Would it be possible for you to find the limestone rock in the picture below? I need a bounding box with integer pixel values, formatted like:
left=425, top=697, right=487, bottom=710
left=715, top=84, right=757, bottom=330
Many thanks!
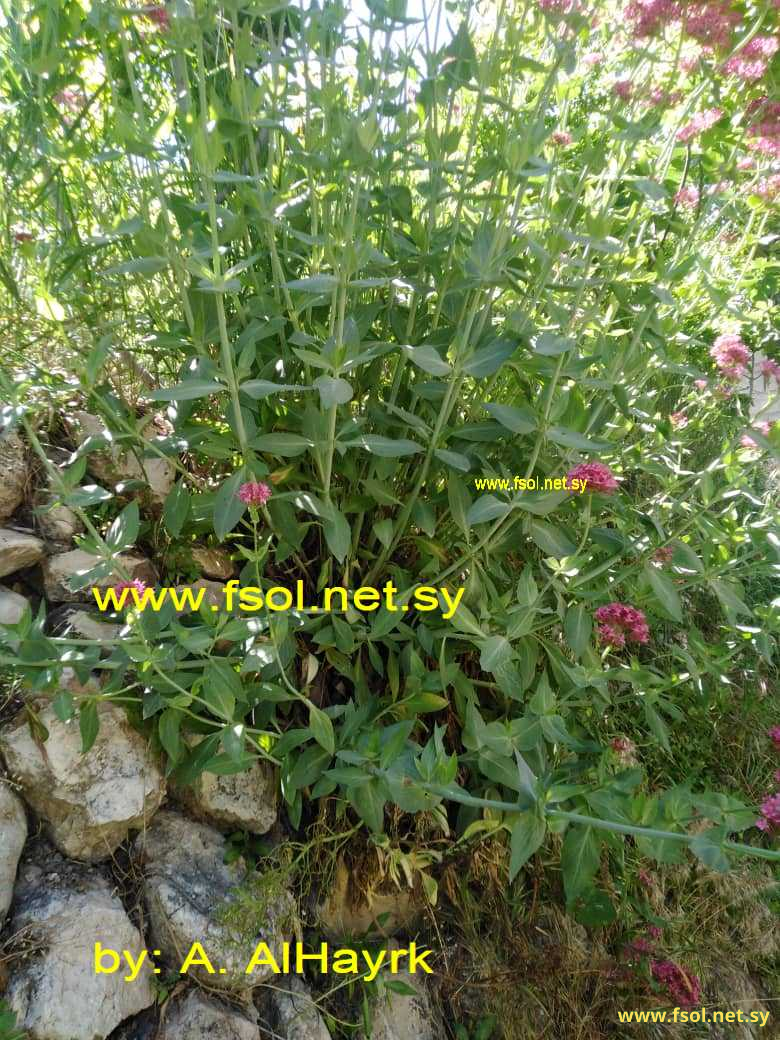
left=0, top=430, right=26, bottom=522
left=6, top=842, right=154, bottom=1040
left=359, top=960, right=438, bottom=1040
left=0, top=782, right=27, bottom=925
left=72, top=410, right=175, bottom=503
left=176, top=740, right=277, bottom=834
left=134, top=811, right=293, bottom=991
left=63, top=608, right=124, bottom=642
left=0, top=528, right=45, bottom=578
left=173, top=577, right=225, bottom=612
left=0, top=701, right=165, bottom=861
left=34, top=491, right=83, bottom=545
left=191, top=546, right=236, bottom=580
left=316, top=859, right=421, bottom=939
left=159, top=990, right=259, bottom=1040
left=268, top=975, right=331, bottom=1040
left=42, top=548, right=157, bottom=602
left=0, top=584, right=30, bottom=625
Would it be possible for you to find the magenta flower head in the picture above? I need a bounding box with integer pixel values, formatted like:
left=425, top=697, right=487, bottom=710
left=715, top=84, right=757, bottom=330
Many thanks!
left=758, top=793, right=780, bottom=828
left=594, top=603, right=650, bottom=648
left=146, top=5, right=170, bottom=29
left=760, top=359, right=780, bottom=382
left=566, top=461, right=619, bottom=495
left=238, top=481, right=272, bottom=506
left=710, top=333, right=750, bottom=380
left=551, top=130, right=572, bottom=146
left=651, top=959, right=701, bottom=1007
left=769, top=726, right=780, bottom=749
left=653, top=546, right=674, bottom=565
left=113, top=579, right=147, bottom=595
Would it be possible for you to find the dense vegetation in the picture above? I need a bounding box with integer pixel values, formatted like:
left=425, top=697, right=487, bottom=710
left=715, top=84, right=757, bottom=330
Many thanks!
left=1, top=0, right=779, bottom=1029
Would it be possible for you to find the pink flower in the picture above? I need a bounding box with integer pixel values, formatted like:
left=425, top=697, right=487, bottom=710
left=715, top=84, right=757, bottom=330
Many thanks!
left=551, top=130, right=573, bottom=146
left=646, top=924, right=663, bottom=940
left=756, top=816, right=771, bottom=831
left=238, top=481, right=272, bottom=506
left=595, top=603, right=650, bottom=648
left=538, top=0, right=578, bottom=12
left=756, top=175, right=780, bottom=199
left=614, top=80, right=634, bottom=100
left=146, top=4, right=170, bottom=28
left=674, top=185, right=700, bottom=207
left=626, top=0, right=680, bottom=38
left=653, top=546, right=674, bottom=565
left=769, top=726, right=780, bottom=748
left=638, top=868, right=653, bottom=888
left=740, top=422, right=774, bottom=449
left=710, top=333, right=750, bottom=380
left=651, top=959, right=702, bottom=1007
left=677, top=107, right=723, bottom=142
left=758, top=793, right=780, bottom=828
left=627, top=937, right=654, bottom=955
left=683, top=2, right=740, bottom=49
left=13, top=229, right=34, bottom=243
left=774, top=769, right=780, bottom=785
left=54, top=88, right=85, bottom=111
left=566, top=462, right=619, bottom=495
left=714, top=381, right=736, bottom=399
left=670, top=411, right=688, bottom=428
left=724, top=36, right=779, bottom=81
left=113, top=579, right=147, bottom=594
left=737, top=156, right=754, bottom=171
left=583, top=51, right=603, bottom=66
left=760, top=359, right=780, bottom=381
left=694, top=379, right=708, bottom=390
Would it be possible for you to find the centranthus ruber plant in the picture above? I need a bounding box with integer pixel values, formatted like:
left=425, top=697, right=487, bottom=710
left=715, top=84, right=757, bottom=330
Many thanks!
left=0, top=0, right=779, bottom=937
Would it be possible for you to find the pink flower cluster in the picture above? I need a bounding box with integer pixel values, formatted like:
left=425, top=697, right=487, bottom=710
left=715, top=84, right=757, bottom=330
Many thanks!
left=677, top=108, right=723, bottom=143
left=238, top=481, right=272, bottom=506
left=747, top=99, right=780, bottom=159
left=740, top=420, right=775, bottom=449
left=760, top=359, right=780, bottom=382
left=755, top=728, right=780, bottom=832
left=566, top=461, right=619, bottom=494
left=757, top=174, right=780, bottom=199
left=723, top=36, right=779, bottom=82
left=709, top=332, right=750, bottom=380
left=613, top=80, right=633, bottom=100
left=651, top=959, right=702, bottom=1007
left=113, top=579, right=147, bottom=594
left=538, top=0, right=579, bottom=12
left=674, top=185, right=699, bottom=207
left=625, top=0, right=679, bottom=38
left=551, top=130, right=573, bottom=146
left=594, top=603, right=650, bottom=648
left=670, top=411, right=688, bottom=428
left=683, top=2, right=740, bottom=49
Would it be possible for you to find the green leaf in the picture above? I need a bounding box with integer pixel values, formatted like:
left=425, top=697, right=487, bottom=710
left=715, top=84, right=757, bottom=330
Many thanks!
left=708, top=578, right=751, bottom=618
left=213, top=468, right=247, bottom=540
left=308, top=703, right=335, bottom=754
left=690, top=827, right=731, bottom=872
left=564, top=604, right=591, bottom=658
left=163, top=481, right=191, bottom=538
left=150, top=379, right=226, bottom=402
left=434, top=449, right=471, bottom=472
left=79, top=701, right=99, bottom=753
left=104, top=501, right=139, bottom=551
left=479, top=635, right=513, bottom=673
left=158, top=708, right=183, bottom=763
left=347, top=778, right=386, bottom=832
left=483, top=403, right=537, bottom=434
left=561, top=825, right=600, bottom=904
left=285, top=275, right=339, bottom=292
left=401, top=343, right=452, bottom=376
left=529, top=520, right=576, bottom=557
left=534, top=332, right=575, bottom=356
left=345, top=434, right=422, bottom=457
left=509, top=811, right=546, bottom=881
left=106, top=256, right=168, bottom=276
left=463, top=337, right=515, bottom=378
left=203, top=659, right=242, bottom=721
left=644, top=564, right=682, bottom=622
left=323, top=508, right=351, bottom=563
left=546, top=427, right=611, bottom=452
left=240, top=380, right=306, bottom=399
left=466, top=495, right=512, bottom=525
left=252, top=433, right=313, bottom=457
left=314, top=375, right=353, bottom=407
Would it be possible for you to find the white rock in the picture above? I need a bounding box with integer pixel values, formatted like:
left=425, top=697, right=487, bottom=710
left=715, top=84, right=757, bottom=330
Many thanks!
left=65, top=609, right=124, bottom=642
left=176, top=738, right=277, bottom=834
left=0, top=430, right=26, bottom=522
left=0, top=528, right=45, bottom=578
left=191, top=546, right=236, bottom=580
left=42, top=548, right=157, bottom=602
left=0, top=701, right=165, bottom=861
left=134, top=811, right=293, bottom=991
left=159, top=990, right=259, bottom=1040
left=34, top=491, right=83, bottom=544
left=269, top=975, right=331, bottom=1040
left=0, top=585, right=30, bottom=625
left=0, top=782, right=27, bottom=926
left=359, top=960, right=438, bottom=1040
left=6, top=843, right=154, bottom=1040
left=72, top=410, right=175, bottom=503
